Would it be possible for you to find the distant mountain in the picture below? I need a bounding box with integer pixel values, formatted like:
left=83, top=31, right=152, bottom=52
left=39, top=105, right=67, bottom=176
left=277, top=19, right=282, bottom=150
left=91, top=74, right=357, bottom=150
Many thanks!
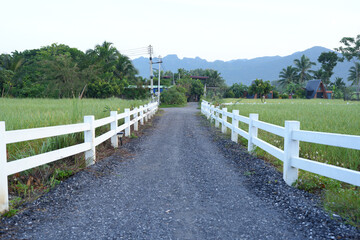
left=132, top=46, right=353, bottom=86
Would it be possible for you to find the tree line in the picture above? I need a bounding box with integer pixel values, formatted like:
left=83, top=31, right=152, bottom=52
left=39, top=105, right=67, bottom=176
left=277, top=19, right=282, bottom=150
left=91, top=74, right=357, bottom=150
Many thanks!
left=0, top=42, right=139, bottom=98
left=223, top=34, right=360, bottom=100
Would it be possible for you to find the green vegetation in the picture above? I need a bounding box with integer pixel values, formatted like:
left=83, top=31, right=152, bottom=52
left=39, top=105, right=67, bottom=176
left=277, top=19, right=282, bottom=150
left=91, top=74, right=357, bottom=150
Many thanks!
left=0, top=42, right=144, bottom=99
left=0, top=97, right=147, bottom=216
left=213, top=98, right=360, bottom=227
left=160, top=87, right=187, bottom=105
left=1, top=98, right=146, bottom=160
left=248, top=79, right=272, bottom=102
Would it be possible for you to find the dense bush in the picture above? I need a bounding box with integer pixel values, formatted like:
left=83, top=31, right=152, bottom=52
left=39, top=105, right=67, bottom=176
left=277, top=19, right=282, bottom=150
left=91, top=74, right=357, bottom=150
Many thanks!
left=122, top=87, right=150, bottom=100
left=160, top=87, right=187, bottom=105
left=272, top=90, right=279, bottom=98
left=280, top=93, right=289, bottom=99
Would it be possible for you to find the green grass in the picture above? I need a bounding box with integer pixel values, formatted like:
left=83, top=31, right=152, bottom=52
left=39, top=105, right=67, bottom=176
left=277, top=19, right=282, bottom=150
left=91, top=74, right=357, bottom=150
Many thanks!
left=0, top=97, right=147, bottom=161
left=209, top=98, right=360, bottom=227
left=0, top=97, right=148, bottom=217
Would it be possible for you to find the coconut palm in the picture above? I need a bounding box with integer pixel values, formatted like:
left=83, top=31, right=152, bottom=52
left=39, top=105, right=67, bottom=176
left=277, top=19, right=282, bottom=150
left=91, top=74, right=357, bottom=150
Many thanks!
left=348, top=62, right=360, bottom=89
left=115, top=54, right=138, bottom=81
left=278, top=66, right=299, bottom=87
left=294, top=55, right=316, bottom=84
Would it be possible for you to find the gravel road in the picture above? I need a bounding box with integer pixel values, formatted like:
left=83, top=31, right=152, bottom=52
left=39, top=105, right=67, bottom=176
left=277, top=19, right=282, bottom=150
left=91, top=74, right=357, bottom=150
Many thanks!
left=1, top=103, right=359, bottom=239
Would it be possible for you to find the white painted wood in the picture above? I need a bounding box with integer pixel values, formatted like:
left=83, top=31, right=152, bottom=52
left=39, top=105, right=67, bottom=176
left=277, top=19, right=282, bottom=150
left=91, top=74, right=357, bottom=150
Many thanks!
left=6, top=143, right=91, bottom=176
left=84, top=116, right=95, bottom=166
left=283, top=121, right=300, bottom=186
left=95, top=130, right=116, bottom=147
left=210, top=105, right=215, bottom=122
left=253, top=120, right=285, bottom=137
left=0, top=122, right=9, bottom=213
left=291, top=157, right=360, bottom=186
left=233, top=126, right=249, bottom=140
left=134, top=107, right=139, bottom=131
left=117, top=112, right=127, bottom=120
left=248, top=114, right=259, bottom=152
left=125, top=109, right=130, bottom=137
left=252, top=137, right=284, bottom=161
left=222, top=110, right=232, bottom=118
left=117, top=123, right=127, bottom=133
left=292, top=130, right=360, bottom=150
left=110, top=111, right=118, bottom=148
left=200, top=100, right=360, bottom=187
left=140, top=106, right=144, bottom=125
left=231, top=110, right=239, bottom=143
left=215, top=106, right=220, bottom=127
left=221, top=108, right=227, bottom=133
left=94, top=116, right=114, bottom=128
left=144, top=104, right=148, bottom=122
left=233, top=114, right=250, bottom=124
left=224, top=121, right=232, bottom=130
left=5, top=123, right=90, bottom=144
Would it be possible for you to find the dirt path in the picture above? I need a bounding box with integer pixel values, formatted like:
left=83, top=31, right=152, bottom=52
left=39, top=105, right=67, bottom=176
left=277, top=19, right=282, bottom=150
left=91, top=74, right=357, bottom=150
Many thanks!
left=1, top=103, right=359, bottom=239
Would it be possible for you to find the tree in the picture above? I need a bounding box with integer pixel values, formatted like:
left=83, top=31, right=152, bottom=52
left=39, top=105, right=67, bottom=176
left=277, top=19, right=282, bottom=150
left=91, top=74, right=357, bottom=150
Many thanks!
left=248, top=79, right=272, bottom=102
left=348, top=63, right=360, bottom=87
left=317, top=51, right=339, bottom=87
left=224, top=83, right=248, bottom=98
left=278, top=66, right=299, bottom=87
left=335, top=34, right=360, bottom=99
left=294, top=55, right=316, bottom=84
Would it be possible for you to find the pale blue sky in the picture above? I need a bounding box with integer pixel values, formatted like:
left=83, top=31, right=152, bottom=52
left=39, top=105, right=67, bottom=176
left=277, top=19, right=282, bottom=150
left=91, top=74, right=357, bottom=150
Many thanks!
left=1, top=0, right=359, bottom=61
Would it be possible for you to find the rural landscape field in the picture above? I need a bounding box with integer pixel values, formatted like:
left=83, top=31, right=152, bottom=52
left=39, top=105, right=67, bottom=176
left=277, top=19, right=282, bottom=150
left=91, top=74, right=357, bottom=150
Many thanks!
left=1, top=0, right=360, bottom=237
left=208, top=98, right=360, bottom=226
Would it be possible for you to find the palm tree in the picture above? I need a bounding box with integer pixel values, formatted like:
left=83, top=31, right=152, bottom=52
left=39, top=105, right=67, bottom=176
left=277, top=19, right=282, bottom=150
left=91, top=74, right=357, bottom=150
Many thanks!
left=294, top=55, right=316, bottom=84
left=114, top=54, right=138, bottom=81
left=278, top=66, right=299, bottom=87
left=348, top=63, right=360, bottom=97
left=86, top=41, right=119, bottom=72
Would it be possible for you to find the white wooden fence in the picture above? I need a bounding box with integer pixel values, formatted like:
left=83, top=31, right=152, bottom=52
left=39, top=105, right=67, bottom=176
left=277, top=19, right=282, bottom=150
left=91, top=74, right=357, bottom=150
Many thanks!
left=201, top=100, right=360, bottom=188
left=0, top=101, right=158, bottom=213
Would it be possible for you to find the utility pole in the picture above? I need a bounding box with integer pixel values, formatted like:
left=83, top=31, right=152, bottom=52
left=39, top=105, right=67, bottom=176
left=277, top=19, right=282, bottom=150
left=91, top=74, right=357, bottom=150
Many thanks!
left=148, top=45, right=154, bottom=100
left=158, top=56, right=162, bottom=103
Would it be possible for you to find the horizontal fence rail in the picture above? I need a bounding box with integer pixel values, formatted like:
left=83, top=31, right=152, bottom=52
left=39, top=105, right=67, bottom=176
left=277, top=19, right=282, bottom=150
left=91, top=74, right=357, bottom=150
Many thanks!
left=0, top=101, right=158, bottom=213
left=201, top=100, right=360, bottom=188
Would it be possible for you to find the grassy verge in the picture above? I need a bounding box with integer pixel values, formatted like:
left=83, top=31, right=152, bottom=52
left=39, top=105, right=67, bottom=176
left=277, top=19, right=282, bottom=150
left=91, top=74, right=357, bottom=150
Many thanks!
left=208, top=98, right=360, bottom=227
left=0, top=97, right=148, bottom=216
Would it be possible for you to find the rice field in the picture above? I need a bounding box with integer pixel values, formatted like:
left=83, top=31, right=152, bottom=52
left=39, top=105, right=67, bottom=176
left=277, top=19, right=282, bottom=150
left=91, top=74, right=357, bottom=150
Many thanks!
left=0, top=98, right=147, bottom=161
left=220, top=98, right=360, bottom=171
left=212, top=98, right=360, bottom=226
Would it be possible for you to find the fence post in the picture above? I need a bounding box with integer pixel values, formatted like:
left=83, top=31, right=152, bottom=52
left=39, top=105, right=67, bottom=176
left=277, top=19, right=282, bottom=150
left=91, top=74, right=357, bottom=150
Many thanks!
left=110, top=111, right=118, bottom=148
left=125, top=108, right=130, bottom=137
left=84, top=116, right=95, bottom=166
left=0, top=122, right=9, bottom=213
left=215, top=106, right=220, bottom=128
left=206, top=103, right=211, bottom=119
left=148, top=105, right=152, bottom=120
left=283, top=121, right=300, bottom=186
left=134, top=107, right=139, bottom=131
left=248, top=113, right=259, bottom=152
left=144, top=105, right=148, bottom=122
left=221, top=108, right=227, bottom=133
left=140, top=106, right=144, bottom=125
left=231, top=110, right=239, bottom=142
left=210, top=105, right=214, bottom=122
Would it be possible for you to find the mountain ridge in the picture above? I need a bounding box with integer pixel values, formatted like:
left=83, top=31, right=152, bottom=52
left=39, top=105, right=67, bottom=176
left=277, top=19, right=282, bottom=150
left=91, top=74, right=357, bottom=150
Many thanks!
left=132, top=46, right=353, bottom=85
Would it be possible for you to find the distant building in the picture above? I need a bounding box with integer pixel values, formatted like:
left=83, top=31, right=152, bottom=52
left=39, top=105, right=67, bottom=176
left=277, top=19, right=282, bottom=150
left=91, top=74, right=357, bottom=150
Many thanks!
left=305, top=80, right=332, bottom=99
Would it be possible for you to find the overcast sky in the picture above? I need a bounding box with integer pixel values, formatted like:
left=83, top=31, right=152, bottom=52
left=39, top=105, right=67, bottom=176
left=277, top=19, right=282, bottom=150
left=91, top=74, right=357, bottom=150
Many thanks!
left=1, top=0, right=359, bottom=61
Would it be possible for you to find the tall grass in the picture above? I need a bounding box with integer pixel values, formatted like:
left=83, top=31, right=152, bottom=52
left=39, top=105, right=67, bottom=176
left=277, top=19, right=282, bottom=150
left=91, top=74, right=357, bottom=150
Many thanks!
left=216, top=98, right=360, bottom=227
left=223, top=99, right=360, bottom=171
left=0, top=97, right=147, bottom=161
left=0, top=98, right=148, bottom=213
